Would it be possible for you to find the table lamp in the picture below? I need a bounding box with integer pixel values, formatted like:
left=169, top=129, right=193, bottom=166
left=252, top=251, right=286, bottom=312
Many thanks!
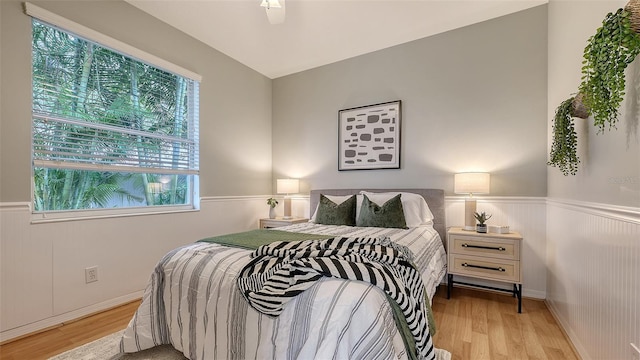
left=454, top=172, right=490, bottom=231
left=277, top=178, right=299, bottom=219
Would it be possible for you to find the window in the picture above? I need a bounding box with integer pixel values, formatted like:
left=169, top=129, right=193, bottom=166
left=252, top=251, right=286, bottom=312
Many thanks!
left=30, top=16, right=199, bottom=215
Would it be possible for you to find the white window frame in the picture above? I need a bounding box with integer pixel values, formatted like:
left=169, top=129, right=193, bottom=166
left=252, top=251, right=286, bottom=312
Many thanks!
left=26, top=3, right=201, bottom=223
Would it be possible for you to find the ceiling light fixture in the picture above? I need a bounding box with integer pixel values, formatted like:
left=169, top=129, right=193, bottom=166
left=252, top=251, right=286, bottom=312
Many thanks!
left=260, top=0, right=281, bottom=9
left=261, top=0, right=285, bottom=25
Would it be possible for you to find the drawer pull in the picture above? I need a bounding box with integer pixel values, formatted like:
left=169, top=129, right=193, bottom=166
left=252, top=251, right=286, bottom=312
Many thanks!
left=462, top=243, right=505, bottom=251
left=462, top=263, right=506, bottom=272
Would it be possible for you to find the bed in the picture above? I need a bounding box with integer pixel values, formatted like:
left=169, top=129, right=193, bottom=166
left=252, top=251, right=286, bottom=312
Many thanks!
left=120, top=188, right=449, bottom=360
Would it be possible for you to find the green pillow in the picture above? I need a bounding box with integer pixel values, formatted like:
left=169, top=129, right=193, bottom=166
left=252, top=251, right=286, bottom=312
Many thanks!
left=315, top=194, right=357, bottom=226
left=357, top=194, right=407, bottom=229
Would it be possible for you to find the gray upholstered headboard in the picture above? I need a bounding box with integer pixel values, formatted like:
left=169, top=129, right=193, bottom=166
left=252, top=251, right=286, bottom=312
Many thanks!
left=309, top=189, right=446, bottom=245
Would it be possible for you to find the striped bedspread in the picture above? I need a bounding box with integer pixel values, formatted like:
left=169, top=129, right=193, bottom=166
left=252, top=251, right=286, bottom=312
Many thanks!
left=120, top=223, right=448, bottom=360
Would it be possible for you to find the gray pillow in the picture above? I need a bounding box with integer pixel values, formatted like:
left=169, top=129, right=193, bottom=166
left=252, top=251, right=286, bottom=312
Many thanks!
left=356, top=194, right=407, bottom=229
left=315, top=194, right=357, bottom=226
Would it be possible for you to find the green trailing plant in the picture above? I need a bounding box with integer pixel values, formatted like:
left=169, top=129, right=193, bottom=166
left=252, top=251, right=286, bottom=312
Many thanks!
left=578, top=7, right=640, bottom=133
left=473, top=211, right=492, bottom=225
left=267, top=197, right=278, bottom=208
left=548, top=97, right=580, bottom=176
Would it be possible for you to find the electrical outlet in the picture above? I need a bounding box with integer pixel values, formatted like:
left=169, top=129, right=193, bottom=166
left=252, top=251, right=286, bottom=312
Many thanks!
left=85, top=266, right=98, bottom=283
left=631, top=343, right=640, bottom=360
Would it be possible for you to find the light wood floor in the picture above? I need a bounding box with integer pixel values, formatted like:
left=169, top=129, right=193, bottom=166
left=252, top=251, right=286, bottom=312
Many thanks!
left=432, top=286, right=578, bottom=360
left=0, top=300, right=141, bottom=360
left=0, top=286, right=578, bottom=360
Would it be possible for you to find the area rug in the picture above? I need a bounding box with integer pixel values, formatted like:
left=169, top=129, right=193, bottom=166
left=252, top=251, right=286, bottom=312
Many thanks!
left=49, top=330, right=451, bottom=360
left=48, top=330, right=186, bottom=360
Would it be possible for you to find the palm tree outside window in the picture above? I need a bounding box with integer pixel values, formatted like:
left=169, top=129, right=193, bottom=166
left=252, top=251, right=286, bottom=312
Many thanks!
left=31, top=19, right=199, bottom=214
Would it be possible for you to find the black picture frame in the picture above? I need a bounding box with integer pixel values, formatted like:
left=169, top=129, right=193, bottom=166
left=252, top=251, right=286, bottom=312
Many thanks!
left=338, top=100, right=401, bottom=171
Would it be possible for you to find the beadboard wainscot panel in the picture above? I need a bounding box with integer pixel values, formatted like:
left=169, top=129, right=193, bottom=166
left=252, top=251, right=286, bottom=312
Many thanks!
left=0, top=196, right=270, bottom=343
left=445, top=196, right=547, bottom=299
left=0, top=203, right=54, bottom=335
left=546, top=198, right=640, bottom=360
left=290, top=195, right=312, bottom=219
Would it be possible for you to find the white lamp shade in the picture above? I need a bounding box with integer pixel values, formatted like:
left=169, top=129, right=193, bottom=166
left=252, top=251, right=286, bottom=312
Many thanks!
left=454, top=173, right=490, bottom=195
left=277, top=178, right=299, bottom=194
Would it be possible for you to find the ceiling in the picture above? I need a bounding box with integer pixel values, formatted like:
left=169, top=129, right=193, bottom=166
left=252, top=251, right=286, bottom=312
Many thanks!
left=125, top=0, right=548, bottom=79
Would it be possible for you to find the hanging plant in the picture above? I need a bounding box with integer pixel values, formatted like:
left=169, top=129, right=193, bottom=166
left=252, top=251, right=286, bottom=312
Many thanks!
left=628, top=0, right=640, bottom=33
left=578, top=5, right=640, bottom=133
left=570, top=92, right=590, bottom=119
left=548, top=97, right=580, bottom=176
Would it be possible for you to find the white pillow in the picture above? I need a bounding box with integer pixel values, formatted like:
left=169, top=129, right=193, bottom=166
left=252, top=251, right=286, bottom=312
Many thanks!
left=310, top=194, right=355, bottom=222
left=358, top=191, right=434, bottom=228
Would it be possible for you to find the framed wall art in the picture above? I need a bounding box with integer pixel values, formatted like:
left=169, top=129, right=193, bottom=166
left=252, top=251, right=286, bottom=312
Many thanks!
left=338, top=100, right=401, bottom=171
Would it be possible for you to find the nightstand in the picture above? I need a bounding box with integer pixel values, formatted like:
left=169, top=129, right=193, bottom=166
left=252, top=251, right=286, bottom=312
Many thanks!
left=447, top=226, right=523, bottom=313
left=259, top=217, right=309, bottom=229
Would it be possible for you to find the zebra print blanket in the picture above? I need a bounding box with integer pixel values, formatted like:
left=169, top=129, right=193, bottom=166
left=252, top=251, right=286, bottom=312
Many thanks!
left=237, top=236, right=435, bottom=360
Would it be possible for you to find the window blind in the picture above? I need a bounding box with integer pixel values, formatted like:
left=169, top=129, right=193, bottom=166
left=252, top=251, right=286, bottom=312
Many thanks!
left=31, top=19, right=199, bottom=176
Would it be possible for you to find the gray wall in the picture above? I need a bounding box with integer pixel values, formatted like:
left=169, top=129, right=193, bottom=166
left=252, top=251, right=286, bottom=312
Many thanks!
left=547, top=0, right=640, bottom=207
left=0, top=0, right=273, bottom=201
left=272, top=5, right=548, bottom=197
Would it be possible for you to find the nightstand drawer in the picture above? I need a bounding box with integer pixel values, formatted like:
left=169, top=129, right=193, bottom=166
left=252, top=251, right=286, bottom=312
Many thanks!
left=451, top=236, right=519, bottom=260
left=449, top=254, right=521, bottom=283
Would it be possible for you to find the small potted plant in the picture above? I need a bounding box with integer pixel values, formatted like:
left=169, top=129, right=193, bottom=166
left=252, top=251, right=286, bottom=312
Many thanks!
left=474, top=211, right=492, bottom=233
left=267, top=197, right=278, bottom=219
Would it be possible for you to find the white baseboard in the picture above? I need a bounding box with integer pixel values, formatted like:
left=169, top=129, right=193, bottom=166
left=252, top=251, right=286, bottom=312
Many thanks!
left=0, top=290, right=143, bottom=343
left=545, top=299, right=590, bottom=360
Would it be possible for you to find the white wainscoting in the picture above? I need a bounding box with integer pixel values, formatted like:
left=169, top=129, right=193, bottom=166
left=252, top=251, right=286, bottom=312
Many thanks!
left=0, top=196, right=271, bottom=342
left=546, top=198, right=640, bottom=360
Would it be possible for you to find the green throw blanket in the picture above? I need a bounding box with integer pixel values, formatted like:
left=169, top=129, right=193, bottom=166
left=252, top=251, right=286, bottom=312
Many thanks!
left=198, top=229, right=436, bottom=360
left=199, top=229, right=334, bottom=249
